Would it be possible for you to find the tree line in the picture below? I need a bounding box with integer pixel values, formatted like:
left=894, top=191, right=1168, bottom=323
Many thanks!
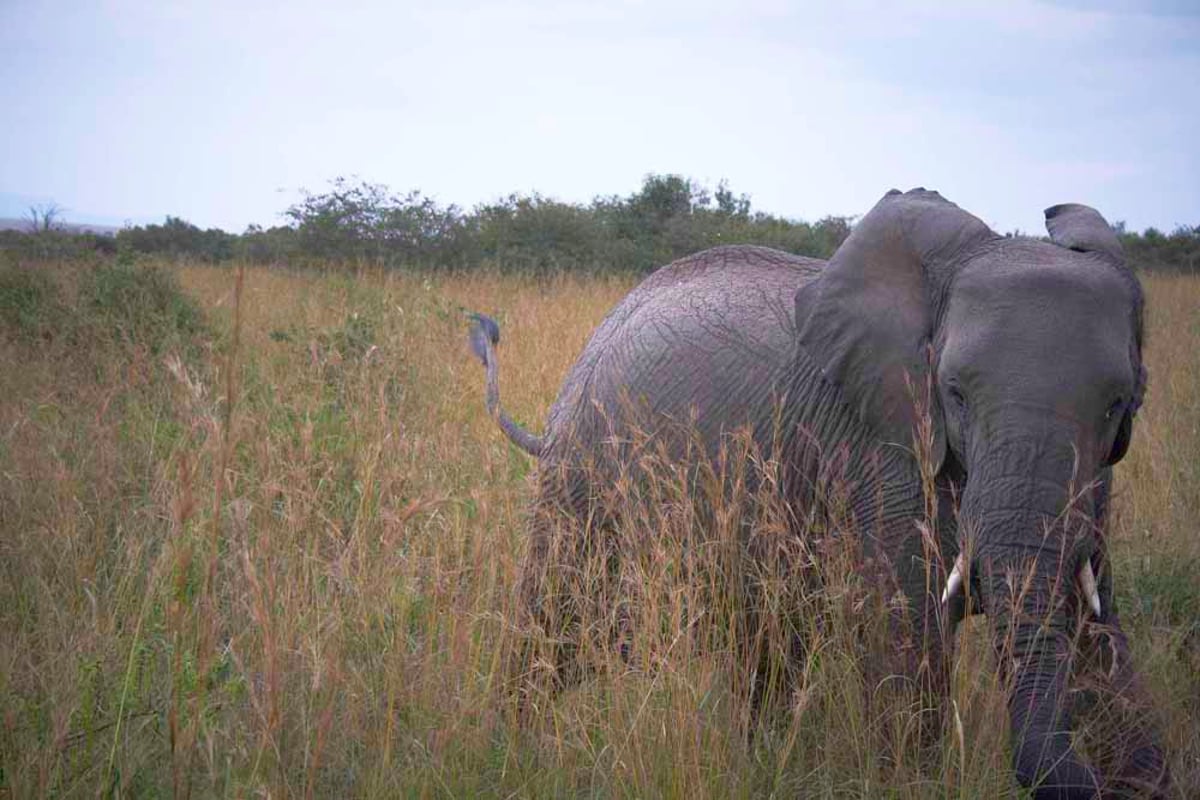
left=241, top=175, right=853, bottom=271
left=2, top=175, right=1197, bottom=273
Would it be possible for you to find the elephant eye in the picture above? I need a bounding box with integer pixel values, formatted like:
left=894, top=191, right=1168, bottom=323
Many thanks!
left=947, top=384, right=967, bottom=412
left=1105, top=397, right=1126, bottom=421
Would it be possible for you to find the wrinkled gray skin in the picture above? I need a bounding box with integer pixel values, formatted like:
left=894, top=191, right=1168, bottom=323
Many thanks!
left=469, top=189, right=1168, bottom=799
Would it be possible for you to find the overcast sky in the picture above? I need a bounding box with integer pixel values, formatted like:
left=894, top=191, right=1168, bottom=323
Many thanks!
left=1, top=0, right=1197, bottom=235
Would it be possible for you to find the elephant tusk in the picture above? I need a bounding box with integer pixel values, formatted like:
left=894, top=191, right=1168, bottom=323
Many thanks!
left=1079, top=559, right=1102, bottom=618
left=941, top=555, right=965, bottom=604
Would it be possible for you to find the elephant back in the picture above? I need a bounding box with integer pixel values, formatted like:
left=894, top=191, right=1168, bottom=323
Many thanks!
left=541, top=245, right=823, bottom=468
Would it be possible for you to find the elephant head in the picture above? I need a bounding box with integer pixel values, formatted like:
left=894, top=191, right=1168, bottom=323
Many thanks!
left=796, top=190, right=1148, bottom=797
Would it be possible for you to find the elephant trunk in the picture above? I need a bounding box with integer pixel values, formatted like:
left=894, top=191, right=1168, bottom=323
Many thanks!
left=989, top=591, right=1099, bottom=799
left=962, top=436, right=1101, bottom=799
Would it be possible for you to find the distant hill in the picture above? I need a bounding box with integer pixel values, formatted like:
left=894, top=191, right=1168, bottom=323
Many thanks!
left=0, top=217, right=119, bottom=236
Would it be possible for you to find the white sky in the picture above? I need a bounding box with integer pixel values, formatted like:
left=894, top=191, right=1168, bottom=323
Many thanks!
left=1, top=0, right=1197, bottom=234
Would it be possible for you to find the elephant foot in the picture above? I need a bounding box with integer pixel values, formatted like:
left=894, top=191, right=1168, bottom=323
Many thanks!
left=1101, top=743, right=1170, bottom=800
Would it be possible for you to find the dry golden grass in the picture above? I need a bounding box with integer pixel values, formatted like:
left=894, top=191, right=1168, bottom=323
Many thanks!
left=0, top=260, right=1196, bottom=797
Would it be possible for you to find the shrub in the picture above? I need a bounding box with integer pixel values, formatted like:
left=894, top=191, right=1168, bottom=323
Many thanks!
left=82, top=258, right=207, bottom=356
left=0, top=263, right=64, bottom=342
left=116, top=216, right=236, bottom=263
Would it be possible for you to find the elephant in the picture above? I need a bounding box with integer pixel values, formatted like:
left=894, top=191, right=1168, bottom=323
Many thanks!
left=468, top=188, right=1170, bottom=798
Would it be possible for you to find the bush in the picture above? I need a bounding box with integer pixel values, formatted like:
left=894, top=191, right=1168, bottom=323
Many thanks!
left=83, top=258, right=207, bottom=355
left=283, top=178, right=474, bottom=268
left=116, top=216, right=236, bottom=263
left=1120, top=224, right=1200, bottom=273
left=0, top=263, right=64, bottom=342
left=0, top=229, right=117, bottom=261
left=474, top=194, right=599, bottom=272
left=238, top=224, right=300, bottom=264
left=1, top=256, right=208, bottom=358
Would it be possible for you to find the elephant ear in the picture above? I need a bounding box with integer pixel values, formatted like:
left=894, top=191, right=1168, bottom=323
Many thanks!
left=1046, top=202, right=1144, bottom=464
left=1044, top=203, right=1123, bottom=262
left=1108, top=409, right=1133, bottom=465
left=796, top=188, right=997, bottom=465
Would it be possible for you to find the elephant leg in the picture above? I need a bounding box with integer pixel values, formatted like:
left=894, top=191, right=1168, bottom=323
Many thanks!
left=1071, top=615, right=1169, bottom=797
left=1067, top=547, right=1170, bottom=797
left=734, top=598, right=816, bottom=752
left=1065, top=476, right=1170, bottom=796
left=505, top=517, right=555, bottom=716
left=506, top=497, right=589, bottom=716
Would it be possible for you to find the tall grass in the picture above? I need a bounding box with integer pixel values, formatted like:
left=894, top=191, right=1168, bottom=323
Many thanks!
left=0, top=260, right=1196, bottom=797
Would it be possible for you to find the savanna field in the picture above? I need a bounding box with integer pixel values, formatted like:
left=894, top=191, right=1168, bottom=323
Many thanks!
left=1, top=258, right=1197, bottom=798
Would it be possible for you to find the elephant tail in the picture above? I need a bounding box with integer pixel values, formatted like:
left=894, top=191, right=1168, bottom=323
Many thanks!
left=467, top=312, right=545, bottom=457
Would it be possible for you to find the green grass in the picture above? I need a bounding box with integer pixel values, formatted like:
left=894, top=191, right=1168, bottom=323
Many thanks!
left=0, top=260, right=1196, bottom=797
